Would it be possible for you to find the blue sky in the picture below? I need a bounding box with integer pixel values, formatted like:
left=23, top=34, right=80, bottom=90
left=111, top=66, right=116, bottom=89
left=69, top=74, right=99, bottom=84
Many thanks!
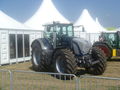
left=0, top=0, right=120, bottom=27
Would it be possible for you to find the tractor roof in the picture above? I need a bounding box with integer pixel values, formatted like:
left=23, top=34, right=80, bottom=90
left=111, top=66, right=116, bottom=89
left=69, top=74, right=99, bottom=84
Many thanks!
left=43, top=22, right=73, bottom=27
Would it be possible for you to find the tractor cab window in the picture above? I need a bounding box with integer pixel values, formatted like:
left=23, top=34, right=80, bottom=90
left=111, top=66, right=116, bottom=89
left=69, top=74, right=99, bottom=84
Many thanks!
left=55, top=26, right=62, bottom=37
left=50, top=27, right=54, bottom=32
left=44, top=24, right=74, bottom=39
left=62, top=27, right=67, bottom=35
left=61, top=25, right=73, bottom=37
left=108, top=34, right=115, bottom=41
left=67, top=25, right=73, bottom=36
left=117, top=31, right=120, bottom=48
left=44, top=26, right=53, bottom=39
left=56, top=26, right=61, bottom=34
left=62, top=25, right=73, bottom=37
left=107, top=33, right=117, bottom=48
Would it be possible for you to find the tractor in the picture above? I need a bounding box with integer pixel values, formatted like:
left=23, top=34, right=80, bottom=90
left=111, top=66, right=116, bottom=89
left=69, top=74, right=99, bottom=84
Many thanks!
left=93, top=31, right=120, bottom=60
left=31, top=22, right=107, bottom=79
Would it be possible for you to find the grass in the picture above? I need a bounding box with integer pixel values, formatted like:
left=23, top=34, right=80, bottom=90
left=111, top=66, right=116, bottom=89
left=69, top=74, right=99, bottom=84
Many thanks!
left=0, top=60, right=120, bottom=90
left=0, top=61, right=32, bottom=71
left=0, top=60, right=120, bottom=78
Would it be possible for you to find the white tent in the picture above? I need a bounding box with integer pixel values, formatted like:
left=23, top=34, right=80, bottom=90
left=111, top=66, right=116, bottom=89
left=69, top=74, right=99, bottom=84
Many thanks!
left=74, top=9, right=107, bottom=44
left=0, top=10, right=42, bottom=65
left=0, top=10, right=29, bottom=29
left=74, top=9, right=104, bottom=33
left=95, top=17, right=107, bottom=32
left=24, top=0, right=70, bottom=30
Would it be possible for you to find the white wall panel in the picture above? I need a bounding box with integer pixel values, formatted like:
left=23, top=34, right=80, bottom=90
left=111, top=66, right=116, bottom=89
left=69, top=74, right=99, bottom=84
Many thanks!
left=0, top=31, right=9, bottom=64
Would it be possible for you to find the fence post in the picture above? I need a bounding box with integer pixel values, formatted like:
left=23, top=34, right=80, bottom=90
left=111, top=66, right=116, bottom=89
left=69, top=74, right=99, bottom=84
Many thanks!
left=9, top=70, right=13, bottom=90
left=75, top=76, right=79, bottom=90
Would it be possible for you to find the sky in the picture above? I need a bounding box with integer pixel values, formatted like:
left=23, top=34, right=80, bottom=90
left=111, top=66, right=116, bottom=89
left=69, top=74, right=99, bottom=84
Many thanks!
left=0, top=0, right=120, bottom=28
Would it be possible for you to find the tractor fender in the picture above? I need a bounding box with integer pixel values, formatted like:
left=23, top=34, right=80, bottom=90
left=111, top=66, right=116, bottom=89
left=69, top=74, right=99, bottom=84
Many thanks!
left=93, top=41, right=112, bottom=59
left=31, top=38, right=53, bottom=50
left=93, top=41, right=111, bottom=47
left=31, top=38, right=53, bottom=65
left=72, top=37, right=92, bottom=56
left=72, top=41, right=83, bottom=56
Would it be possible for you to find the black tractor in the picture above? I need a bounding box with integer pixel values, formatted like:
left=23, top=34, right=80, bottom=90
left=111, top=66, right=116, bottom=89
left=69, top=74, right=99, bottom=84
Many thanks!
left=31, top=22, right=107, bottom=79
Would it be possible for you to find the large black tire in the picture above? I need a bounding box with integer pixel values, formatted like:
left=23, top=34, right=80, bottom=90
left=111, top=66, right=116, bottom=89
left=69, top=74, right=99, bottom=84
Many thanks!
left=93, top=42, right=112, bottom=60
left=52, top=49, right=77, bottom=79
left=31, top=40, right=49, bottom=72
left=87, top=47, right=107, bottom=75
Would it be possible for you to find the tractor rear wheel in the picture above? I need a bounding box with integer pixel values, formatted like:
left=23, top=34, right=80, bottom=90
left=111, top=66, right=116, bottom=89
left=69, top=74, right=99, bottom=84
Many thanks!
left=93, top=42, right=112, bottom=60
left=87, top=47, right=107, bottom=75
left=52, top=49, right=77, bottom=79
left=31, top=40, right=49, bottom=72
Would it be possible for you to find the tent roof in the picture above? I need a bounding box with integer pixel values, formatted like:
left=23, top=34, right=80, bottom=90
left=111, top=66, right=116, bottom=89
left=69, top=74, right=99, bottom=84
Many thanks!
left=74, top=9, right=105, bottom=33
left=0, top=10, right=29, bottom=29
left=24, top=0, right=70, bottom=30
left=95, top=17, right=107, bottom=32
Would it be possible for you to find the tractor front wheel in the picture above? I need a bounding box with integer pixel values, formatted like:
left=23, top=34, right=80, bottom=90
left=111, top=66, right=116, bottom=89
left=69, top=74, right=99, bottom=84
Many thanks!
left=52, top=49, right=77, bottom=79
left=87, top=47, right=107, bottom=75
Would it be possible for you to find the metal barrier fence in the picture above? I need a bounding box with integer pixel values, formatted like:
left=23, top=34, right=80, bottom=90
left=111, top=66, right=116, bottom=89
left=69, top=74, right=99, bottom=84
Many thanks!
left=0, top=70, right=120, bottom=90
left=79, top=75, right=120, bottom=90
left=0, top=70, right=11, bottom=90
left=0, top=70, right=77, bottom=90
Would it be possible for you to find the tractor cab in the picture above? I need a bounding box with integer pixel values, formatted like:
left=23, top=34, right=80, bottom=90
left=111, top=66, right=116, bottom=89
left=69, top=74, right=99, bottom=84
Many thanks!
left=99, top=31, right=120, bottom=58
left=43, top=22, right=74, bottom=48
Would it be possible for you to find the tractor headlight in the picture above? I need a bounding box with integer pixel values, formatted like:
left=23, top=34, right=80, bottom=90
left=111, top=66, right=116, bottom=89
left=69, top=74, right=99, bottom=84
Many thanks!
left=43, top=47, right=47, bottom=50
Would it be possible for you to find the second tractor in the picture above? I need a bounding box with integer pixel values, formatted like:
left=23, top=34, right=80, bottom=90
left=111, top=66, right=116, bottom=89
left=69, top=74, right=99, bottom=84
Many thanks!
left=93, top=31, right=120, bottom=60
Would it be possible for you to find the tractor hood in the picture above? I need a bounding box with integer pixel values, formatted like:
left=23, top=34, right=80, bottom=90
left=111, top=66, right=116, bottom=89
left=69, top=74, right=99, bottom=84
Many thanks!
left=72, top=37, right=92, bottom=55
